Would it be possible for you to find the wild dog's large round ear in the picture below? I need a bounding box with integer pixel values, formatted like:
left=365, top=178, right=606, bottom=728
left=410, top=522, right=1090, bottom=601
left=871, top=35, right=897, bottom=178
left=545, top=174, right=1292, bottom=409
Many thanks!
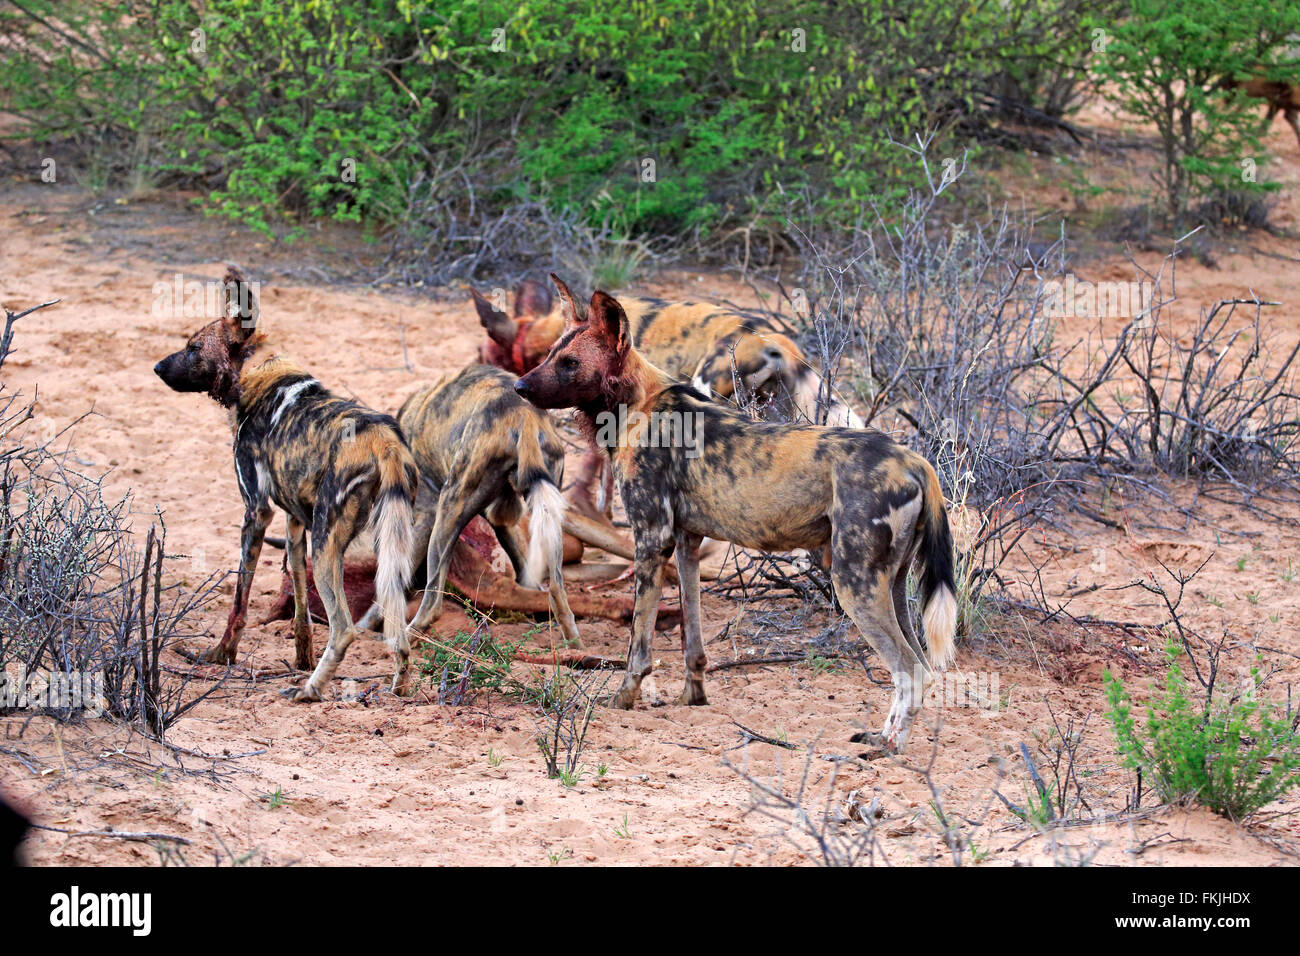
left=589, top=291, right=630, bottom=356
left=220, top=266, right=259, bottom=341
left=514, top=278, right=553, bottom=318
left=550, top=274, right=586, bottom=331
left=471, top=287, right=516, bottom=347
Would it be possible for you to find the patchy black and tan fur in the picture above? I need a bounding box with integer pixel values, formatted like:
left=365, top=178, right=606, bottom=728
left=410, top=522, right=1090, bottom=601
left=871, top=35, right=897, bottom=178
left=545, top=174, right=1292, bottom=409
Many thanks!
left=478, top=279, right=861, bottom=520
left=355, top=364, right=579, bottom=646
left=153, top=266, right=419, bottom=702
left=475, top=279, right=861, bottom=427
left=515, top=277, right=958, bottom=753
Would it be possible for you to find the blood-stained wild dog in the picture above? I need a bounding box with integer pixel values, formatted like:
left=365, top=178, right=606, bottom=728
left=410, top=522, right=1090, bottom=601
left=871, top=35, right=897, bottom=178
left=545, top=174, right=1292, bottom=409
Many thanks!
left=515, top=277, right=958, bottom=753
left=355, top=364, right=580, bottom=646
left=153, top=267, right=419, bottom=702
left=477, top=279, right=863, bottom=520
left=474, top=280, right=862, bottom=427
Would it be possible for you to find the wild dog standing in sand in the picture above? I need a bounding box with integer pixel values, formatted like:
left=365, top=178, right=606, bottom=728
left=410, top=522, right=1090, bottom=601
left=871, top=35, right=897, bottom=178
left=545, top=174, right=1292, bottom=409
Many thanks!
left=475, top=280, right=862, bottom=517
left=153, top=267, right=418, bottom=702
left=355, top=364, right=580, bottom=646
left=515, top=277, right=958, bottom=753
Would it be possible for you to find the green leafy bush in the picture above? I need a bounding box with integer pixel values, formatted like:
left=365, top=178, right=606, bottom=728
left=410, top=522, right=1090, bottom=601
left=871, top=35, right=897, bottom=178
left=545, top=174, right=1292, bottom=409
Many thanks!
left=0, top=0, right=1124, bottom=262
left=419, top=628, right=518, bottom=700
left=1105, top=645, right=1300, bottom=821
left=1086, top=0, right=1300, bottom=220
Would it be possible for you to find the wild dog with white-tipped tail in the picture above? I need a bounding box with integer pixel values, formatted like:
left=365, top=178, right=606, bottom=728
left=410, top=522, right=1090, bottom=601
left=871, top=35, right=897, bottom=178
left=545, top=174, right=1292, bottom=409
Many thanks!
left=153, top=266, right=419, bottom=702
left=515, top=278, right=958, bottom=753
left=356, top=363, right=580, bottom=647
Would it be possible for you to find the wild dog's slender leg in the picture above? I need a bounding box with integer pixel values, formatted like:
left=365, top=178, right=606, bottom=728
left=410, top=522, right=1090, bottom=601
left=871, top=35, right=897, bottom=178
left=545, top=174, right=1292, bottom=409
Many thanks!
left=832, top=487, right=928, bottom=752
left=285, top=516, right=313, bottom=670
left=891, top=572, right=928, bottom=667
left=409, top=478, right=497, bottom=632
left=835, top=563, right=926, bottom=752
left=201, top=503, right=272, bottom=664
left=674, top=529, right=708, bottom=706
left=547, top=563, right=581, bottom=648
left=285, top=514, right=359, bottom=702
left=610, top=520, right=674, bottom=709
left=491, top=521, right=528, bottom=583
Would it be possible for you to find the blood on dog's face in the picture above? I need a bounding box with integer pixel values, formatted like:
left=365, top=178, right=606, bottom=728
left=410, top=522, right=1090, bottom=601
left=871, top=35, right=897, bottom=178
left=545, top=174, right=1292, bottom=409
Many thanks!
left=153, top=271, right=259, bottom=406
left=154, top=318, right=235, bottom=397
left=514, top=280, right=629, bottom=411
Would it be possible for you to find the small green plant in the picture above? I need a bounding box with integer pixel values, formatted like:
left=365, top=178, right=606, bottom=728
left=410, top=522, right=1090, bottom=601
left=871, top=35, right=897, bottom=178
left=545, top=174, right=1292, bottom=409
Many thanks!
left=614, top=813, right=632, bottom=840
left=1235, top=556, right=1248, bottom=572
left=589, top=235, right=652, bottom=290
left=1245, top=591, right=1261, bottom=606
left=808, top=655, right=844, bottom=676
left=487, top=748, right=504, bottom=768
left=266, top=788, right=286, bottom=810
left=545, top=846, right=573, bottom=865
left=1206, top=594, right=1223, bottom=608
left=419, top=626, right=519, bottom=702
left=1283, top=559, right=1296, bottom=583
left=1105, top=644, right=1300, bottom=821
left=556, top=765, right=589, bottom=789
left=528, top=669, right=609, bottom=785
left=597, top=763, right=609, bottom=778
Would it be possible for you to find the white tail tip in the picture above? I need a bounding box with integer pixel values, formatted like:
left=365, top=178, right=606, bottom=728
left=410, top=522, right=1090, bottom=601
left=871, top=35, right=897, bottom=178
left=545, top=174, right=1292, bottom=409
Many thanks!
left=523, top=480, right=566, bottom=589
left=922, top=585, right=957, bottom=671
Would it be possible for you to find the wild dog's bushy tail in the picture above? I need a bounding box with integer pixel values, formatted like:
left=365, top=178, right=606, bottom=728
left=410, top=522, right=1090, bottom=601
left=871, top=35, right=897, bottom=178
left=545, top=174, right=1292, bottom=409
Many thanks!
left=513, top=416, right=566, bottom=589
left=915, top=459, right=957, bottom=670
left=370, top=444, right=419, bottom=647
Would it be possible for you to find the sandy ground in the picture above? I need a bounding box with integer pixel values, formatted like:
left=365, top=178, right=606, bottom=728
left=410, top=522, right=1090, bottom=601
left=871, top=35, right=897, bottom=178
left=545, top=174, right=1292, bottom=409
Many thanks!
left=2, top=105, right=1300, bottom=867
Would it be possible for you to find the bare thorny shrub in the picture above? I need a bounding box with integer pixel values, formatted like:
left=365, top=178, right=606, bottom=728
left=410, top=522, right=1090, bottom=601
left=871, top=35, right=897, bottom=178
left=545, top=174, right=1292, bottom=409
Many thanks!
left=0, top=302, right=224, bottom=737
left=524, top=668, right=610, bottom=785
left=375, top=188, right=664, bottom=289
left=719, top=135, right=1298, bottom=639
left=1076, top=240, right=1299, bottom=502
left=725, top=730, right=1009, bottom=867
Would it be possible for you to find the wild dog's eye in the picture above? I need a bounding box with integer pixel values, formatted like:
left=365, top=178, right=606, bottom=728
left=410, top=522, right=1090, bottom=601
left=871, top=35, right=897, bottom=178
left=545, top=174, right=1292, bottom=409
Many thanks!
left=559, top=356, right=579, bottom=370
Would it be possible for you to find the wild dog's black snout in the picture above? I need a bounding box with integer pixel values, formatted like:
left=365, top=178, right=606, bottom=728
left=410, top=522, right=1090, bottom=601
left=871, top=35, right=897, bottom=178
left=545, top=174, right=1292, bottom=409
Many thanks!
left=153, top=349, right=207, bottom=393
left=514, top=377, right=535, bottom=400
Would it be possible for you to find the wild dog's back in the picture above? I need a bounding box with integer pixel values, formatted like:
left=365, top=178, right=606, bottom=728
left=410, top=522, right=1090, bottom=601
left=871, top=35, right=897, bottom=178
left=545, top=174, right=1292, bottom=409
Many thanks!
left=235, top=355, right=411, bottom=525
left=611, top=385, right=911, bottom=552
left=396, top=363, right=565, bottom=490
left=391, top=361, right=579, bottom=645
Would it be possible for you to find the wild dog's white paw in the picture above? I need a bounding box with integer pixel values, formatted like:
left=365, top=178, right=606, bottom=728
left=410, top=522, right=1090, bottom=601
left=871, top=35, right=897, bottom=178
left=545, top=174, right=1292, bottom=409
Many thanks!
left=281, top=683, right=322, bottom=703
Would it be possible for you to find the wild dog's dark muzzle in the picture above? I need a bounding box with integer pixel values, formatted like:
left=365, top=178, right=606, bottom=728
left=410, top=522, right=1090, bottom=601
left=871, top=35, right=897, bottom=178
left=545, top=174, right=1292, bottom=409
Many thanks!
left=153, top=350, right=205, bottom=392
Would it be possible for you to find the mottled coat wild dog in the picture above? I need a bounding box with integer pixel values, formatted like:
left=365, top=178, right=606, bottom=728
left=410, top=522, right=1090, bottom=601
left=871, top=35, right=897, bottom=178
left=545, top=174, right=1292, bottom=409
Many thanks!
left=515, top=278, right=958, bottom=753
left=355, top=364, right=579, bottom=646
left=476, top=279, right=861, bottom=517
left=475, top=280, right=861, bottom=426
left=153, top=267, right=418, bottom=702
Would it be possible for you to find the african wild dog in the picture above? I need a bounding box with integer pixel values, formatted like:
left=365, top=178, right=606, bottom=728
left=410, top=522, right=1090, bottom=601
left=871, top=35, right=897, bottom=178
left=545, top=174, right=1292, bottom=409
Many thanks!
left=354, top=364, right=580, bottom=646
left=475, top=279, right=861, bottom=427
left=153, top=266, right=419, bottom=702
left=515, top=277, right=958, bottom=753
left=477, top=279, right=862, bottom=526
